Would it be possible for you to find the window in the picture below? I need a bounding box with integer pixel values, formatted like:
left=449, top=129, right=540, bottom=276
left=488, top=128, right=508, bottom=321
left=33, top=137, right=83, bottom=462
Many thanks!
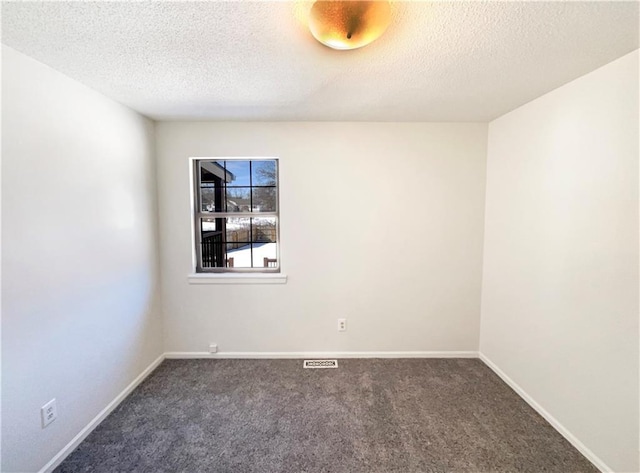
left=192, top=158, right=279, bottom=272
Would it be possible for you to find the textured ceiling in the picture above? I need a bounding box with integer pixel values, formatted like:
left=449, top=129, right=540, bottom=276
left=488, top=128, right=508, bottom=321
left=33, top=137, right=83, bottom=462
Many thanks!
left=2, top=1, right=638, bottom=121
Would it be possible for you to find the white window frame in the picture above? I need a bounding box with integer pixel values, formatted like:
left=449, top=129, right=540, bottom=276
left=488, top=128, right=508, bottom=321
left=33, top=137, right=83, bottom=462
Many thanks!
left=190, top=157, right=281, bottom=275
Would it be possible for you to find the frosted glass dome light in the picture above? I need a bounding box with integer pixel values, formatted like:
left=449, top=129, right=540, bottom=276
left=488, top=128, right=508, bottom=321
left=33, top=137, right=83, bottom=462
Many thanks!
left=308, top=1, right=392, bottom=50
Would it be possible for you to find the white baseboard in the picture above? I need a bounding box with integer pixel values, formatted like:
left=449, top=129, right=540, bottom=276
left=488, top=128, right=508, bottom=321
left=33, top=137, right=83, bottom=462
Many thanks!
left=165, top=350, right=479, bottom=359
left=478, top=352, right=611, bottom=473
left=38, top=353, right=166, bottom=473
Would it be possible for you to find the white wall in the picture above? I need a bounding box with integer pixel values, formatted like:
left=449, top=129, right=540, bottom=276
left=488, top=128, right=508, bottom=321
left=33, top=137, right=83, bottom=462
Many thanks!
left=480, top=50, right=639, bottom=473
left=156, top=122, right=488, bottom=355
left=1, top=46, right=163, bottom=472
left=7, top=36, right=633, bottom=473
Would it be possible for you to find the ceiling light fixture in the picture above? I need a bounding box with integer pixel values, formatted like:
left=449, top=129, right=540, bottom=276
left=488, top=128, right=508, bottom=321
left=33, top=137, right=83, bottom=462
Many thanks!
left=308, top=1, right=392, bottom=51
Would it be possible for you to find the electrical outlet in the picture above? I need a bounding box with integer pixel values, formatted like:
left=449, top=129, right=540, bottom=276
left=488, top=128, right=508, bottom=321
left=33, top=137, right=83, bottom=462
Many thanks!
left=209, top=343, right=218, bottom=353
left=41, top=399, right=57, bottom=428
left=338, top=318, right=347, bottom=332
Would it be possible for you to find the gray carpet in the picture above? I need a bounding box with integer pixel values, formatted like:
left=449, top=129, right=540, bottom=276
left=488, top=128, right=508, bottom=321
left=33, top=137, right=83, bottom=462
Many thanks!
left=55, top=359, right=598, bottom=473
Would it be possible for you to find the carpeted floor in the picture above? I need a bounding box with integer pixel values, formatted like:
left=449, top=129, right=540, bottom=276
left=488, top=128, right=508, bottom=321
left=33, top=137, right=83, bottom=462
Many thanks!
left=55, top=358, right=598, bottom=473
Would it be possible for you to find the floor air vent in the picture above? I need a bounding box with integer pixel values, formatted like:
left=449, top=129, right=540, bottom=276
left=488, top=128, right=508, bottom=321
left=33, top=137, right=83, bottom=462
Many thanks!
left=303, top=359, right=338, bottom=369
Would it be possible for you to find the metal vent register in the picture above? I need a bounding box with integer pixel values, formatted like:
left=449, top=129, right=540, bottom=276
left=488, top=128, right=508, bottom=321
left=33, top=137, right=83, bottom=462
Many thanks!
left=303, top=359, right=338, bottom=369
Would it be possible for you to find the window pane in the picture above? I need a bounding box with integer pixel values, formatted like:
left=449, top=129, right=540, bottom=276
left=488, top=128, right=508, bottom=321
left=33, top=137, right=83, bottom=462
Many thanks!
left=252, top=217, right=277, bottom=243
left=200, top=164, right=224, bottom=212
left=226, top=217, right=251, bottom=247
left=252, top=187, right=276, bottom=212
left=226, top=188, right=251, bottom=212
left=252, top=242, right=278, bottom=268
left=200, top=218, right=217, bottom=232
left=226, top=243, right=253, bottom=268
left=252, top=160, right=277, bottom=186
left=200, top=186, right=216, bottom=212
left=200, top=240, right=217, bottom=268
left=225, top=160, right=251, bottom=187
left=200, top=242, right=238, bottom=269
left=200, top=223, right=224, bottom=268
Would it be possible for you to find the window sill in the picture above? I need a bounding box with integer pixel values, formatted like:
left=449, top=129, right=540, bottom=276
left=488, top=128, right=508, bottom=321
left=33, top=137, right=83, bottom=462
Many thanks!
left=187, top=273, right=288, bottom=285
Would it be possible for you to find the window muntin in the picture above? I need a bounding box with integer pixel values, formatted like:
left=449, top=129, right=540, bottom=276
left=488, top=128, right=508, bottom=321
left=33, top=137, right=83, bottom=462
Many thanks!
left=194, top=158, right=279, bottom=272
